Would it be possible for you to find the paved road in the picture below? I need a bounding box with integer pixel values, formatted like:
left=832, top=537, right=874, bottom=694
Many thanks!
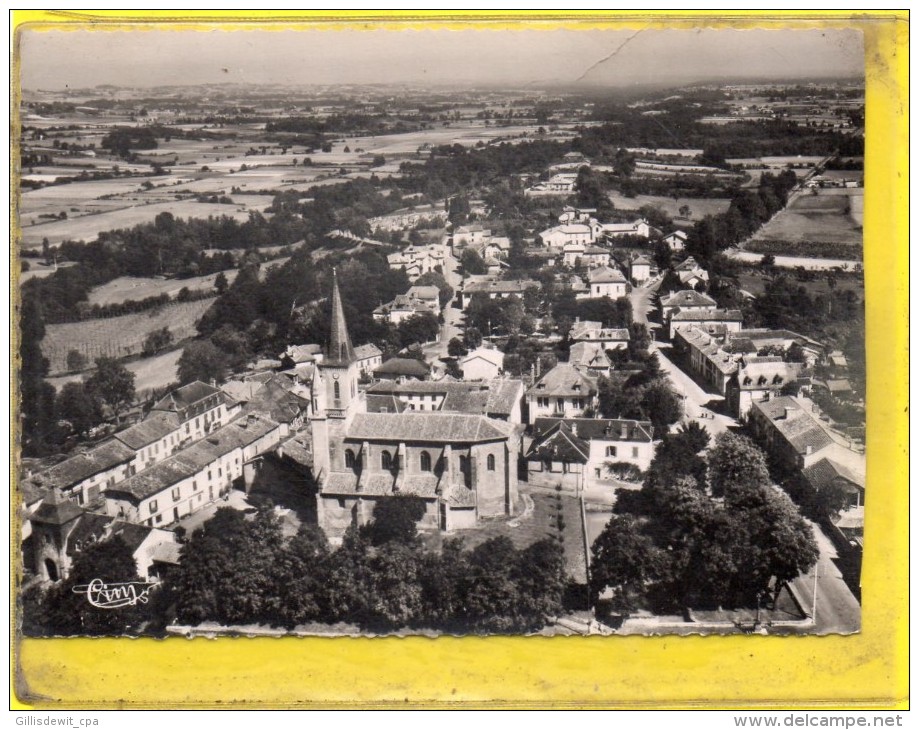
left=789, top=520, right=862, bottom=634
left=652, top=343, right=736, bottom=437
left=422, top=245, right=465, bottom=361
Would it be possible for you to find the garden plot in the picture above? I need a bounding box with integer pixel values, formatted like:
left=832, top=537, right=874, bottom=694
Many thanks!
left=41, top=297, right=215, bottom=376
left=751, top=188, right=862, bottom=248
left=606, top=192, right=732, bottom=221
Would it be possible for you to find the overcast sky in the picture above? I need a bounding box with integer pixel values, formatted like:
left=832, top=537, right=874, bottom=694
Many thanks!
left=18, top=26, right=864, bottom=90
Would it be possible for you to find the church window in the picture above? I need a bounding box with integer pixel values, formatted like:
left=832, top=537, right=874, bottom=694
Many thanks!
left=420, top=451, right=432, bottom=472
left=345, top=449, right=356, bottom=469
left=334, top=381, right=341, bottom=400
left=487, top=454, right=496, bottom=471
left=382, top=450, right=393, bottom=470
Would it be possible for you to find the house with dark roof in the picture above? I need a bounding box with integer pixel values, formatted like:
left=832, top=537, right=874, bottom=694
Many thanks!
left=526, top=417, right=654, bottom=490
left=365, top=379, right=523, bottom=424
left=748, top=396, right=834, bottom=471
left=669, top=307, right=743, bottom=339
left=802, top=457, right=864, bottom=510
left=660, top=289, right=718, bottom=325
left=727, top=357, right=805, bottom=417
left=373, top=357, right=431, bottom=382
left=525, top=364, right=598, bottom=424
left=458, top=278, right=540, bottom=310
left=569, top=320, right=631, bottom=351
left=663, top=230, right=688, bottom=251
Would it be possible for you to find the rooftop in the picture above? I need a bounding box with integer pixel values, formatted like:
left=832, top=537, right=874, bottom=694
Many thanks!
left=114, top=411, right=182, bottom=451
left=374, top=358, right=431, bottom=378
left=752, top=397, right=834, bottom=456
left=346, top=412, right=514, bottom=444
left=527, top=364, right=598, bottom=398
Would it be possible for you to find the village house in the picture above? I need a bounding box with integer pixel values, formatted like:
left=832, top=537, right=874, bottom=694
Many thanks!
left=353, top=343, right=383, bottom=377
left=525, top=364, right=599, bottom=424
left=103, top=413, right=284, bottom=527
left=601, top=219, right=650, bottom=240
left=373, top=285, right=440, bottom=326
left=629, top=255, right=653, bottom=285
left=747, top=396, right=835, bottom=471
left=525, top=172, right=579, bottom=196
left=365, top=378, right=523, bottom=424
left=726, top=357, right=806, bottom=417
left=663, top=230, right=688, bottom=251
left=280, top=343, right=323, bottom=369
left=525, top=417, right=654, bottom=491
left=311, top=274, right=521, bottom=538
left=453, top=224, right=491, bottom=248
left=460, top=347, right=505, bottom=381
left=458, top=278, right=540, bottom=310
left=539, top=224, right=593, bottom=248
left=25, top=488, right=179, bottom=583
left=562, top=243, right=610, bottom=269
left=669, top=308, right=743, bottom=339
left=568, top=342, right=612, bottom=377
left=373, top=357, right=431, bottom=382
left=386, top=243, right=448, bottom=281
left=582, top=266, right=629, bottom=299
left=569, top=320, right=631, bottom=350
left=673, top=256, right=710, bottom=289
left=660, top=289, right=718, bottom=326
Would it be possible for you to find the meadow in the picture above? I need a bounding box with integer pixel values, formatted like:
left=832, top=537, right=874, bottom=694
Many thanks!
left=606, top=192, right=732, bottom=222
left=750, top=188, right=863, bottom=248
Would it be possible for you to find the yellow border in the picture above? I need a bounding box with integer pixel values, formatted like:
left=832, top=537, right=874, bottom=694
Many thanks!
left=10, top=10, right=909, bottom=710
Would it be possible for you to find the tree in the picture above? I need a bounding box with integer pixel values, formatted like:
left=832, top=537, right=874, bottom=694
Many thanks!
left=177, top=340, right=230, bottom=385
left=447, top=337, right=467, bottom=358
left=142, top=326, right=173, bottom=357
left=169, top=507, right=286, bottom=626
left=613, top=148, right=636, bottom=179
left=464, top=327, right=483, bottom=350
left=214, top=271, right=229, bottom=294
left=724, top=483, right=818, bottom=600
left=707, top=432, right=771, bottom=499
left=460, top=247, right=487, bottom=276
left=397, top=311, right=440, bottom=348
left=590, top=514, right=666, bottom=614
left=679, top=205, right=692, bottom=219
left=66, top=349, right=88, bottom=373
left=363, top=496, right=427, bottom=547
left=85, top=357, right=135, bottom=423
left=760, top=254, right=776, bottom=269
left=56, top=382, right=103, bottom=435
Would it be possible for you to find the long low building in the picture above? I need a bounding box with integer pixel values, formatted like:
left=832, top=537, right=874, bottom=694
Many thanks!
left=104, top=413, right=284, bottom=527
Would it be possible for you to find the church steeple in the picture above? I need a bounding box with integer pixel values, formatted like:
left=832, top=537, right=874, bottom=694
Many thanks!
left=326, top=268, right=355, bottom=366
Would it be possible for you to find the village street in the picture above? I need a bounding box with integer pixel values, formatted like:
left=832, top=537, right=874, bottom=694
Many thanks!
left=628, top=278, right=736, bottom=436
left=788, top=520, right=862, bottom=634
left=422, top=243, right=465, bottom=361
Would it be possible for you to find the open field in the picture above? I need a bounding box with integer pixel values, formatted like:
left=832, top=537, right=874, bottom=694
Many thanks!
left=41, top=297, right=215, bottom=375
left=735, top=271, right=864, bottom=298
left=21, top=200, right=262, bottom=248
left=47, top=346, right=184, bottom=397
left=607, top=192, right=732, bottom=221
left=750, top=188, right=862, bottom=250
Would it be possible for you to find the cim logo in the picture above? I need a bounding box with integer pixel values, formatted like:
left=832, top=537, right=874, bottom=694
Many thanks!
left=72, top=579, right=155, bottom=609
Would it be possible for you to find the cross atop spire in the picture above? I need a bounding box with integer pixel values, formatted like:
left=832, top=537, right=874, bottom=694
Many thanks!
left=325, top=268, right=355, bottom=366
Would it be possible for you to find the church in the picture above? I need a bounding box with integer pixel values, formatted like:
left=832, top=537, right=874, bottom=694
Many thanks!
left=310, top=273, right=520, bottom=539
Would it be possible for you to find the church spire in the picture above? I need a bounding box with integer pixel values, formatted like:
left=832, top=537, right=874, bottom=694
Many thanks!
left=326, top=268, right=355, bottom=366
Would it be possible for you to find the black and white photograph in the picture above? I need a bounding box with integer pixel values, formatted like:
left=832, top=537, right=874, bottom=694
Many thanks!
left=14, top=21, right=867, bottom=641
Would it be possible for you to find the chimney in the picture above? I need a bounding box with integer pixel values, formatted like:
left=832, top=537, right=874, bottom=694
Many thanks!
left=570, top=423, right=578, bottom=437
left=805, top=445, right=813, bottom=456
